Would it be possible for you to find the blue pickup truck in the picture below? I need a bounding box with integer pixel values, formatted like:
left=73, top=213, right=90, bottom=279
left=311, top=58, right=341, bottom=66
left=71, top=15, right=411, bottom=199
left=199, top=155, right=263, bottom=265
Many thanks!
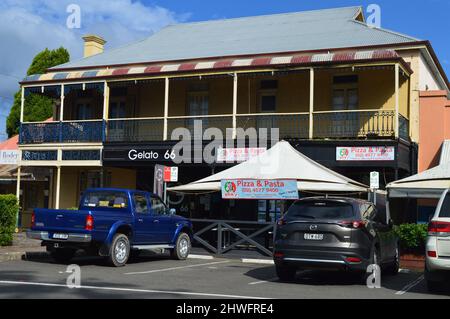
left=27, top=188, right=193, bottom=267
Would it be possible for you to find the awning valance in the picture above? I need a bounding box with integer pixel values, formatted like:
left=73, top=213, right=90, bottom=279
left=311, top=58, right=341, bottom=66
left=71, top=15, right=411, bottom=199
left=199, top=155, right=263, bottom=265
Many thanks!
left=22, top=50, right=403, bottom=85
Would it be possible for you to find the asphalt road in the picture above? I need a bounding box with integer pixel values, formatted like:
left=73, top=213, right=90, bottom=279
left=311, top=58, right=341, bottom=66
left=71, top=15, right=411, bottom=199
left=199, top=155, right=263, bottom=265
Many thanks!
left=0, top=253, right=448, bottom=299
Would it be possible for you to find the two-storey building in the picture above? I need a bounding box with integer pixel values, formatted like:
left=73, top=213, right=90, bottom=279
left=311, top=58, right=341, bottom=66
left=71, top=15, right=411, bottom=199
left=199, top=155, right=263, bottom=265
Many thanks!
left=16, top=7, right=449, bottom=226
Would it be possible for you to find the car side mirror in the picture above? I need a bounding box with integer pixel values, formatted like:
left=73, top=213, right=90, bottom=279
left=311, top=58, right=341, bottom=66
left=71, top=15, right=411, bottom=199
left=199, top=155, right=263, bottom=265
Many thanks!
left=169, top=208, right=176, bottom=215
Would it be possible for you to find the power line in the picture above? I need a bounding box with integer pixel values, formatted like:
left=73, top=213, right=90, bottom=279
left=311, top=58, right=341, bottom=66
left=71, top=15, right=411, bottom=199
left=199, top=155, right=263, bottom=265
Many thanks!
left=0, top=73, right=21, bottom=80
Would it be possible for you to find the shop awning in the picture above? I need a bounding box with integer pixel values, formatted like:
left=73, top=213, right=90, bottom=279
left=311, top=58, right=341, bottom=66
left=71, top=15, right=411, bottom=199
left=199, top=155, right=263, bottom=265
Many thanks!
left=168, top=141, right=368, bottom=194
left=387, top=164, right=450, bottom=199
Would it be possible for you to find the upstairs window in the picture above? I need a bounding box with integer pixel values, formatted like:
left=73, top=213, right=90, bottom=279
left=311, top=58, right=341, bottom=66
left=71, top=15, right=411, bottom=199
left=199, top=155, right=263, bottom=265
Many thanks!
left=332, top=75, right=359, bottom=110
left=188, top=83, right=209, bottom=116
left=259, top=80, right=278, bottom=112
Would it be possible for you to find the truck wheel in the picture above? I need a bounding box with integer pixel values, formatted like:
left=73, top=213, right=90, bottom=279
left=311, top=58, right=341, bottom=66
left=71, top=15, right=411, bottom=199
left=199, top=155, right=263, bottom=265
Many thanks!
left=107, top=233, right=130, bottom=267
left=51, top=248, right=76, bottom=264
left=276, top=265, right=296, bottom=282
left=171, top=232, right=191, bottom=260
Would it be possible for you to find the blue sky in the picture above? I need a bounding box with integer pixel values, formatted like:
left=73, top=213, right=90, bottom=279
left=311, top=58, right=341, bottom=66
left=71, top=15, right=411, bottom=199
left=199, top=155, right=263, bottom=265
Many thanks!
left=0, top=0, right=448, bottom=141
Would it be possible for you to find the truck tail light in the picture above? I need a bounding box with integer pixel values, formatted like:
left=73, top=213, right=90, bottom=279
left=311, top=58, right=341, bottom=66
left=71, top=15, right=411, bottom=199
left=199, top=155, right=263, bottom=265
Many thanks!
left=427, top=251, right=437, bottom=258
left=274, top=252, right=284, bottom=259
left=30, top=211, right=36, bottom=228
left=345, top=257, right=362, bottom=263
left=428, top=221, right=450, bottom=236
left=85, top=214, right=94, bottom=231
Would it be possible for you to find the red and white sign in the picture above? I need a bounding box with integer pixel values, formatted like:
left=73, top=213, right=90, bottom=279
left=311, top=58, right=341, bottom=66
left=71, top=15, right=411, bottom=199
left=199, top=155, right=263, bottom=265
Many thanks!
left=216, top=147, right=266, bottom=163
left=164, top=166, right=178, bottom=182
left=336, top=147, right=395, bottom=161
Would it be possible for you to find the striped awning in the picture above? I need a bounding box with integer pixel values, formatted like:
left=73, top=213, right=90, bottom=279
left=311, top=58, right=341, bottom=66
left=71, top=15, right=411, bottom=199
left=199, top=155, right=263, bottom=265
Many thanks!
left=22, top=49, right=402, bottom=84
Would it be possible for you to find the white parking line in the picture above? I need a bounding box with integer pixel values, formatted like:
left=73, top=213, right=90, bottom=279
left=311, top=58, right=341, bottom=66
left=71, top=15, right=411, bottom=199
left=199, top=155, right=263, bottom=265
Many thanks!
left=395, top=275, right=424, bottom=295
left=124, top=260, right=229, bottom=275
left=241, top=258, right=274, bottom=265
left=248, top=277, right=278, bottom=285
left=0, top=280, right=267, bottom=299
left=188, top=254, right=214, bottom=260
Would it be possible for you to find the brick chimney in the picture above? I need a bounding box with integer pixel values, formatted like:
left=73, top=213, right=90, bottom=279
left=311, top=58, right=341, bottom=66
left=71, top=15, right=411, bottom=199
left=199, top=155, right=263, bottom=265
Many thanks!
left=82, top=35, right=106, bottom=58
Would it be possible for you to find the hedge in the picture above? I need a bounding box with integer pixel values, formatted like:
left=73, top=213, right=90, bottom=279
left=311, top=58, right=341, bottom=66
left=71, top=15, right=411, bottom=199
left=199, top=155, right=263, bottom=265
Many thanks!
left=394, top=223, right=428, bottom=254
left=0, top=194, right=19, bottom=246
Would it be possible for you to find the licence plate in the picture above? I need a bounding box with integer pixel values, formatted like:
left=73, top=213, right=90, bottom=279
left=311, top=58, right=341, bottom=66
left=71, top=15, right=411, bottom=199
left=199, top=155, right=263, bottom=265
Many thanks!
left=304, top=233, right=324, bottom=241
left=53, top=233, right=69, bottom=240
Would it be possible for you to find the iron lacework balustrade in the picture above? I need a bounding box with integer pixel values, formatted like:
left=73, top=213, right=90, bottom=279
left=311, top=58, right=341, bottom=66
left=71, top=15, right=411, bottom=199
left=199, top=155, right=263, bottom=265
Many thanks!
left=313, top=110, right=397, bottom=139
left=19, top=120, right=105, bottom=144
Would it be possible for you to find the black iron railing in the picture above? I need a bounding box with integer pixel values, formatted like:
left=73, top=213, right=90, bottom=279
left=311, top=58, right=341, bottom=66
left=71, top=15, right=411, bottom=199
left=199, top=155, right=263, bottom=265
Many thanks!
left=20, top=120, right=104, bottom=144
left=236, top=113, right=310, bottom=140
left=106, top=118, right=164, bottom=142
left=19, top=111, right=410, bottom=144
left=398, top=114, right=410, bottom=141
left=313, top=110, right=396, bottom=138
left=168, top=116, right=233, bottom=140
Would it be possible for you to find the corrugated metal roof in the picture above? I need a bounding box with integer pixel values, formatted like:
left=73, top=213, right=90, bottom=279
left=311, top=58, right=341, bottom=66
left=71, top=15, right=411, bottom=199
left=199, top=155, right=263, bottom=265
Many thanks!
left=440, top=140, right=450, bottom=165
left=52, top=6, right=419, bottom=70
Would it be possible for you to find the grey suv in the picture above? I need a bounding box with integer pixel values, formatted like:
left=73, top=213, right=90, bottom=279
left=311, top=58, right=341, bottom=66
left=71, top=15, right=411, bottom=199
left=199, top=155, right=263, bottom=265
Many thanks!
left=273, top=197, right=399, bottom=281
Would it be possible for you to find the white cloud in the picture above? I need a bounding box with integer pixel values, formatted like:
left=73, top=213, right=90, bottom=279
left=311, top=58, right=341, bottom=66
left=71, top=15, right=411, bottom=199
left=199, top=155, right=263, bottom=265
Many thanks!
left=0, top=0, right=188, bottom=139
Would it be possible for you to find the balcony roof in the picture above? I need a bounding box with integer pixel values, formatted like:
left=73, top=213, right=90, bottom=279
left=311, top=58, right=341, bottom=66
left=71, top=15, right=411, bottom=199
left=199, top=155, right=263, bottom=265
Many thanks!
left=51, top=6, right=418, bottom=71
left=22, top=49, right=411, bottom=85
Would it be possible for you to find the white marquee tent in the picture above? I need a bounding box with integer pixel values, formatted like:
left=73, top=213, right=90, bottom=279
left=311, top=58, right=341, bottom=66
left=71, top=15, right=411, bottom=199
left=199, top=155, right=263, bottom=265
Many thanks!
left=387, top=164, right=450, bottom=199
left=168, top=141, right=368, bottom=193
left=387, top=140, right=450, bottom=199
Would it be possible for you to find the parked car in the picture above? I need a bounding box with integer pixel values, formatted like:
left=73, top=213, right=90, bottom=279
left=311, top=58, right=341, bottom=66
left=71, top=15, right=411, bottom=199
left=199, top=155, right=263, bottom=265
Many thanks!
left=425, top=189, right=450, bottom=292
left=273, top=197, right=399, bottom=281
left=27, top=188, right=193, bottom=267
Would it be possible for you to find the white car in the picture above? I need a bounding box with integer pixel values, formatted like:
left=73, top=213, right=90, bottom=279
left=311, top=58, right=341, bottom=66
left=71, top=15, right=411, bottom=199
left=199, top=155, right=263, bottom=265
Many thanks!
left=425, top=189, right=450, bottom=292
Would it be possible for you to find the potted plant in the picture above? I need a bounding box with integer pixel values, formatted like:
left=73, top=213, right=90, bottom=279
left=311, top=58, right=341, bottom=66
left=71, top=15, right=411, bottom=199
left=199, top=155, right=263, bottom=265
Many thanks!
left=394, top=223, right=428, bottom=270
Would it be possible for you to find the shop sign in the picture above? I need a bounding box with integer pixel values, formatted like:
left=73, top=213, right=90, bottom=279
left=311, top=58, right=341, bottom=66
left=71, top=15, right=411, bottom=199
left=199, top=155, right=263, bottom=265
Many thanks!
left=336, top=146, right=395, bottom=161
left=0, top=150, right=18, bottom=164
left=216, top=147, right=266, bottom=163
left=221, top=179, right=299, bottom=200
left=164, top=166, right=178, bottom=182
left=127, top=148, right=177, bottom=162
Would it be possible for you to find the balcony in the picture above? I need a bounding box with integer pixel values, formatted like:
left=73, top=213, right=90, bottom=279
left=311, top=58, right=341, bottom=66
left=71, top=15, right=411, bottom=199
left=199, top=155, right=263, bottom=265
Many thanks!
left=313, top=110, right=396, bottom=139
left=20, top=120, right=104, bottom=144
left=19, top=65, right=411, bottom=145
left=236, top=113, right=309, bottom=139
left=19, top=110, right=408, bottom=145
left=168, top=116, right=233, bottom=139
left=107, top=118, right=164, bottom=142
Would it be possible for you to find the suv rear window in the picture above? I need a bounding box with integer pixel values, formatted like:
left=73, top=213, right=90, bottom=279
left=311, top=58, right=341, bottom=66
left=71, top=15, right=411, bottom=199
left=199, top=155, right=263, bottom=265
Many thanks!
left=285, top=200, right=355, bottom=220
left=439, top=193, right=450, bottom=218
left=82, top=191, right=129, bottom=209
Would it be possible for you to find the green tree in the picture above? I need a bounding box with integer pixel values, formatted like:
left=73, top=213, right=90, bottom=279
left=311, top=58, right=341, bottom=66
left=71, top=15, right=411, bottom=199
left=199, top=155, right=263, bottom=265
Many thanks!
left=6, top=47, right=70, bottom=137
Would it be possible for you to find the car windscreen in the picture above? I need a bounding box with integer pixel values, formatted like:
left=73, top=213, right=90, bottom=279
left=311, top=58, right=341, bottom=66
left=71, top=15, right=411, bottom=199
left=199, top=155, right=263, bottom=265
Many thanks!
left=285, top=200, right=355, bottom=221
left=439, top=193, right=450, bottom=218
left=82, top=191, right=129, bottom=209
